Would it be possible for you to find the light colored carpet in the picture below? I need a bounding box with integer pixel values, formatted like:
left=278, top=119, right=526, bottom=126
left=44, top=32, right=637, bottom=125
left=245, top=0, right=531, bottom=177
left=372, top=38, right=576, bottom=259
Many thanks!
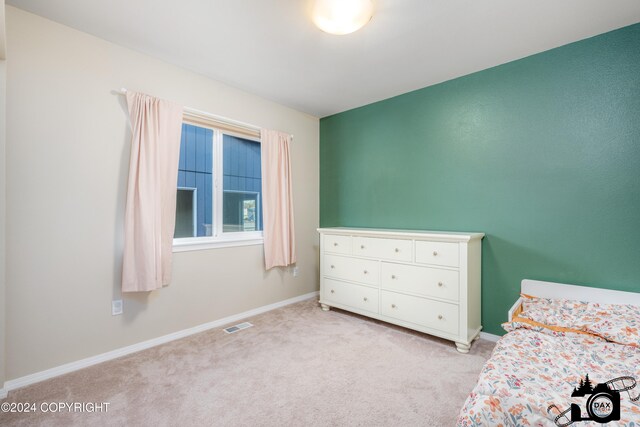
left=0, top=298, right=495, bottom=426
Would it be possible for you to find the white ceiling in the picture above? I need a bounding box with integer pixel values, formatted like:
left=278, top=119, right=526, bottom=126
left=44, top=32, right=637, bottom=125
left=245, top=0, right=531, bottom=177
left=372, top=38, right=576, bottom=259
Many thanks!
left=7, top=0, right=640, bottom=117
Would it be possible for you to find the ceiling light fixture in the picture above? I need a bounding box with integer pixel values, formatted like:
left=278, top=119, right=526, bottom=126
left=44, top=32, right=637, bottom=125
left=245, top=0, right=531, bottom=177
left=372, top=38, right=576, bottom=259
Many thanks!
left=312, top=0, right=374, bottom=35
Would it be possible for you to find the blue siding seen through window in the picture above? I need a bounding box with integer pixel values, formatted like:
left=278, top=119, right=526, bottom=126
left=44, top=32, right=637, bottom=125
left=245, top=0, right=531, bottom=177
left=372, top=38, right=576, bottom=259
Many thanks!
left=223, top=135, right=262, bottom=232
left=176, top=124, right=213, bottom=237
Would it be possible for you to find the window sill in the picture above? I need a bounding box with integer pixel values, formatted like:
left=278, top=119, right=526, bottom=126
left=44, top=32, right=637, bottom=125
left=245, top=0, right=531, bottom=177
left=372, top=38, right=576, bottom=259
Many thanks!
left=173, top=234, right=264, bottom=252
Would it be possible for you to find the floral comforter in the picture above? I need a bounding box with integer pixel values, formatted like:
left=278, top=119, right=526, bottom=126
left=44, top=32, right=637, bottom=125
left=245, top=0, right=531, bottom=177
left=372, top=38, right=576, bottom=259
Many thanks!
left=457, top=328, right=640, bottom=426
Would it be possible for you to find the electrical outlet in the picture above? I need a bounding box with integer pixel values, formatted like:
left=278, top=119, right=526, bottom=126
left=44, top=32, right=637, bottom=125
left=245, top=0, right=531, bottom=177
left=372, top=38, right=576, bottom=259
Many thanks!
left=292, top=267, right=299, bottom=277
left=112, top=300, right=123, bottom=316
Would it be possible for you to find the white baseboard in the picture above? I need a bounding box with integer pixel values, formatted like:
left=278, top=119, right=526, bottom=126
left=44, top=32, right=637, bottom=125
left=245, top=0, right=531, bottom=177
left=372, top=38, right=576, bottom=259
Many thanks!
left=480, top=332, right=501, bottom=342
left=2, top=291, right=320, bottom=396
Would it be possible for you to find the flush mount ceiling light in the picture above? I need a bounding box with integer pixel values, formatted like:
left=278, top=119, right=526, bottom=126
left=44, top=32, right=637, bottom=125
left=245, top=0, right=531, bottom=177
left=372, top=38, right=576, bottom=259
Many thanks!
left=312, top=0, right=374, bottom=35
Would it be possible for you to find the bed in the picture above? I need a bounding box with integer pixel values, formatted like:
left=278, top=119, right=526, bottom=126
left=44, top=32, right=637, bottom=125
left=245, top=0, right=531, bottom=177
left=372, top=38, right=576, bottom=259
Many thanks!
left=457, top=280, right=640, bottom=426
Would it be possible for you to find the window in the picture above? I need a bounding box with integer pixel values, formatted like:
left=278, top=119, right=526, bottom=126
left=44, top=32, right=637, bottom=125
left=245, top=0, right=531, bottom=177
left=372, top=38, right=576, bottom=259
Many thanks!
left=175, top=187, right=197, bottom=237
left=173, top=117, right=263, bottom=251
left=222, top=135, right=263, bottom=233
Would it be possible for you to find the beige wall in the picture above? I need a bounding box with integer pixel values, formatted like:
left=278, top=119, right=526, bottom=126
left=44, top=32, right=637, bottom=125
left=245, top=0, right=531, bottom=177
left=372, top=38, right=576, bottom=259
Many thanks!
left=0, top=0, right=6, bottom=58
left=0, top=59, right=6, bottom=388
left=5, top=6, right=319, bottom=381
left=1, top=0, right=7, bottom=393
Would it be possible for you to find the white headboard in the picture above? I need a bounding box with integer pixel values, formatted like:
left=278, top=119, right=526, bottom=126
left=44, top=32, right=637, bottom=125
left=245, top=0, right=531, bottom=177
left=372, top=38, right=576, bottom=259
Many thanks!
left=521, top=279, right=640, bottom=305
left=508, top=279, right=640, bottom=321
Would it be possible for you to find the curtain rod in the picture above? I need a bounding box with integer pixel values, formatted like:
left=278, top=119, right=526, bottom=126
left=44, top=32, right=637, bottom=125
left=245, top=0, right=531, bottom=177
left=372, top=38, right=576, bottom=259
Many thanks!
left=117, top=88, right=266, bottom=135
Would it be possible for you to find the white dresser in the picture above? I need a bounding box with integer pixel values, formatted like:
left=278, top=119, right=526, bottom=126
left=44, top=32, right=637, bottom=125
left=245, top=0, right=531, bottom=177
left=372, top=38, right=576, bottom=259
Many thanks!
left=317, top=227, right=484, bottom=353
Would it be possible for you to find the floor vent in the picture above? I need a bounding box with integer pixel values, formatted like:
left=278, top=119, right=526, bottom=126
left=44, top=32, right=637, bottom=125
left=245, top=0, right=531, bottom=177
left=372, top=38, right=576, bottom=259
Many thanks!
left=223, top=322, right=254, bottom=334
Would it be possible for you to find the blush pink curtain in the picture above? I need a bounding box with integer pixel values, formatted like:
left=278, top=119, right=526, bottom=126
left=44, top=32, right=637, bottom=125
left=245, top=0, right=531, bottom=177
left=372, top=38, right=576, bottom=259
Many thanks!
left=122, top=91, right=183, bottom=292
left=261, top=129, right=296, bottom=270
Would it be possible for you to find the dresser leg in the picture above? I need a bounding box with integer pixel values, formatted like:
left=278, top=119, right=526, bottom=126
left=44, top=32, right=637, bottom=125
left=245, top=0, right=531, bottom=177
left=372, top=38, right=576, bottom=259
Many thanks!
left=320, top=303, right=331, bottom=312
left=455, top=342, right=471, bottom=354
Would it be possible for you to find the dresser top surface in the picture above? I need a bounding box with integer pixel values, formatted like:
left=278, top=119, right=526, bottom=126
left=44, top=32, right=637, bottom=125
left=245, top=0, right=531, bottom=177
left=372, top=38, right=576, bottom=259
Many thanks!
left=317, top=227, right=484, bottom=242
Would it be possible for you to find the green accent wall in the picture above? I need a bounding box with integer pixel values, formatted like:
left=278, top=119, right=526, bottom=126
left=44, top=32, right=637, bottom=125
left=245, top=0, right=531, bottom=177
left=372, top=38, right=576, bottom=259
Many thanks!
left=319, top=24, right=640, bottom=335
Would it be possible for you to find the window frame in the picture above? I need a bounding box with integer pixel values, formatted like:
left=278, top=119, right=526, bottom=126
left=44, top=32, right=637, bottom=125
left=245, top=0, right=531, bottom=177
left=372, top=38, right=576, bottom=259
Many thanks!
left=173, top=116, right=263, bottom=253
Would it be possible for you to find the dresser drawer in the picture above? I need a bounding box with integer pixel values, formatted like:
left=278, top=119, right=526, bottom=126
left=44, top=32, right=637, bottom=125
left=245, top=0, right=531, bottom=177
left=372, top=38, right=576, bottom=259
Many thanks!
left=323, top=278, right=379, bottom=314
left=379, top=291, right=459, bottom=335
left=324, top=234, right=352, bottom=255
left=415, top=241, right=459, bottom=267
left=380, top=263, right=459, bottom=301
left=352, top=236, right=412, bottom=262
left=323, top=254, right=379, bottom=286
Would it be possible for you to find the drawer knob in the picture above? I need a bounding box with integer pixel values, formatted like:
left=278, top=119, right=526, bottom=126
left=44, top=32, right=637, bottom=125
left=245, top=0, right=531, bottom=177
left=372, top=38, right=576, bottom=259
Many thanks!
left=333, top=242, right=338, bottom=246
left=363, top=270, right=368, bottom=274
left=330, top=265, right=335, bottom=269
left=438, top=314, right=443, bottom=320
left=438, top=281, right=443, bottom=287
left=394, top=248, right=399, bottom=253
left=433, top=251, right=438, bottom=256
left=363, top=297, right=368, bottom=302
left=391, top=275, right=396, bottom=279
left=391, top=304, right=397, bottom=309
left=330, top=289, right=335, bottom=294
left=360, top=245, right=365, bottom=249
